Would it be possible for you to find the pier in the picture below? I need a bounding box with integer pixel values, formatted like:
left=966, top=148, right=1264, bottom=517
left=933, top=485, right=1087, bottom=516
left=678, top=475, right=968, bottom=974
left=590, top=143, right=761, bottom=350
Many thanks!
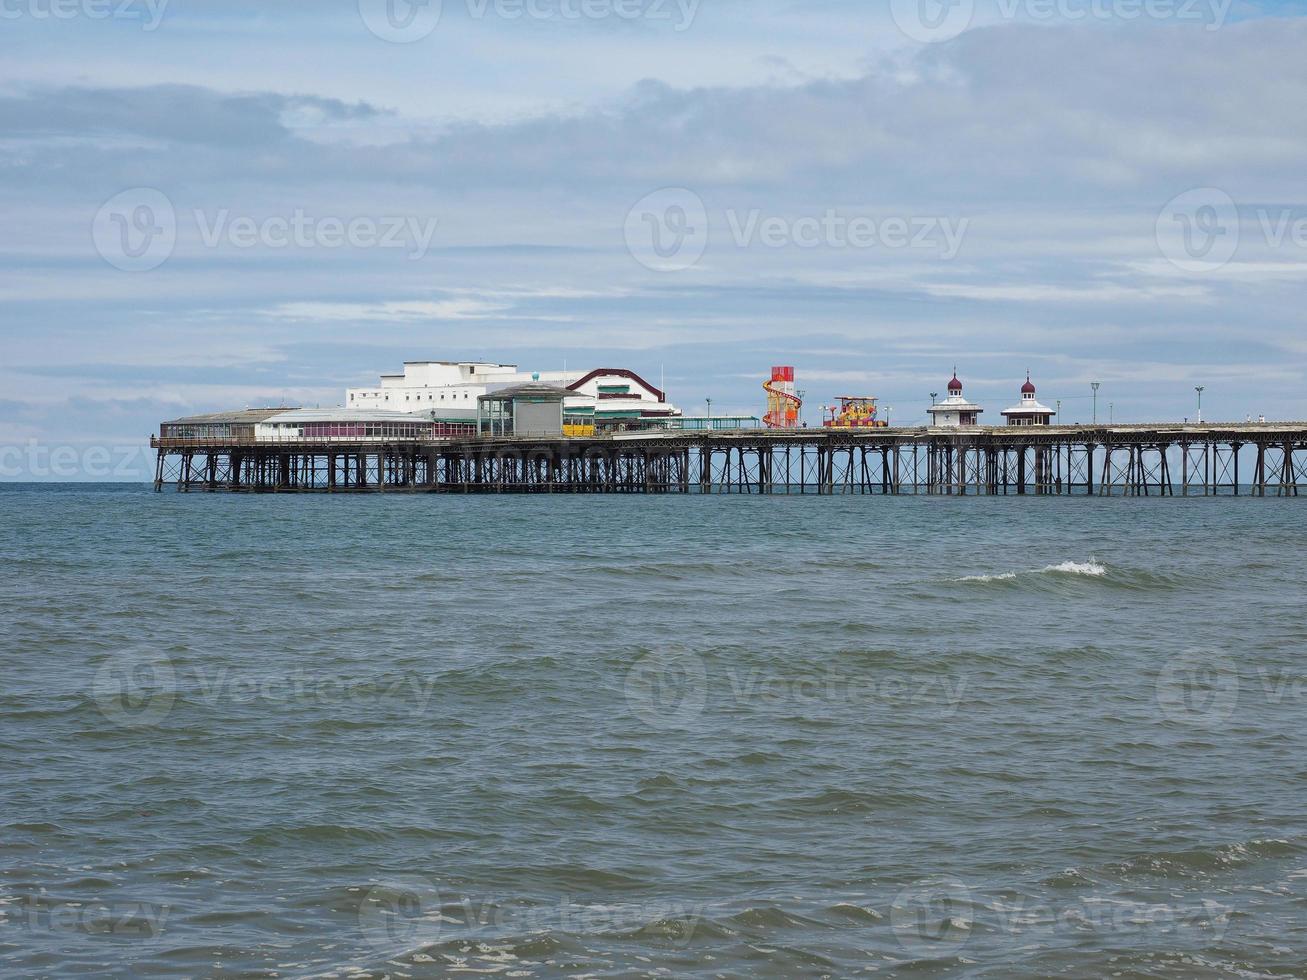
left=151, top=423, right=1307, bottom=496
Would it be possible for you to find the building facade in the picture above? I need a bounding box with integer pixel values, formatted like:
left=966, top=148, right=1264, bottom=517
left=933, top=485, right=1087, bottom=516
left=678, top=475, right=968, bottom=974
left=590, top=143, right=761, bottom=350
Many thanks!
left=477, top=383, right=572, bottom=438
left=159, top=407, right=468, bottom=444
left=346, top=361, right=680, bottom=431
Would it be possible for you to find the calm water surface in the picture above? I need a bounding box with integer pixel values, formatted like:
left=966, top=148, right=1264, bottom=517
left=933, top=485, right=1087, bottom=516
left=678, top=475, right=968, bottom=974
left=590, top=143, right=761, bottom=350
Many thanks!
left=2, top=485, right=1306, bottom=977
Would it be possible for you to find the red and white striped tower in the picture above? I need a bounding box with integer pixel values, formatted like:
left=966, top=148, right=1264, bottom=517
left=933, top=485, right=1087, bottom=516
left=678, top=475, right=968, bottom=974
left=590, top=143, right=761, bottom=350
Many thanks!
left=763, top=366, right=802, bottom=428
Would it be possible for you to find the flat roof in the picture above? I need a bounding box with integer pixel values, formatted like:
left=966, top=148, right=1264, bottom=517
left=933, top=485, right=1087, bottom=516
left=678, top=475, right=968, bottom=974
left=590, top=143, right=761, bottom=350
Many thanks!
left=401, top=360, right=518, bottom=368
left=164, top=408, right=294, bottom=425
left=262, top=408, right=431, bottom=424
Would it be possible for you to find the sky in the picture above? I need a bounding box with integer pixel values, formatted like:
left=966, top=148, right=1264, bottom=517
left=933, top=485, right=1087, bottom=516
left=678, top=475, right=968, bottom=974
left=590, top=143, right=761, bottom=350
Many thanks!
left=2, top=0, right=1306, bottom=478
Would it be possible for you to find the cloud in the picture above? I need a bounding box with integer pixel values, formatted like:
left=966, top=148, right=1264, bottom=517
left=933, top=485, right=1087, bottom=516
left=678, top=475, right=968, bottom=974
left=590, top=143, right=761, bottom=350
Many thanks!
left=4, top=19, right=1306, bottom=202
left=0, top=84, right=380, bottom=147
left=918, top=282, right=1212, bottom=303
left=3, top=12, right=1307, bottom=440
left=266, top=299, right=513, bottom=322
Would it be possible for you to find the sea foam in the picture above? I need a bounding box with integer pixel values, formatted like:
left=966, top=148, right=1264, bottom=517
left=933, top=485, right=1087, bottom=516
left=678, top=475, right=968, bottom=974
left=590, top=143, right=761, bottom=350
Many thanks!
left=1042, top=560, right=1107, bottom=576
left=956, top=560, right=1107, bottom=583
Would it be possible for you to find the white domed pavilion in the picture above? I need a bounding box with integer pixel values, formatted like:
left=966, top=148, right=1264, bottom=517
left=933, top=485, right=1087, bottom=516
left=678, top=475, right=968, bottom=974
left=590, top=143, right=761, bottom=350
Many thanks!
left=927, top=371, right=984, bottom=427
left=1000, top=374, right=1055, bottom=426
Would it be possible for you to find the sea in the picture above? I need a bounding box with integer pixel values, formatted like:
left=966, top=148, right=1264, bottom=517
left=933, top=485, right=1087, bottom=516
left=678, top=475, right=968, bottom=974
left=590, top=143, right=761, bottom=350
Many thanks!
left=3, top=483, right=1306, bottom=978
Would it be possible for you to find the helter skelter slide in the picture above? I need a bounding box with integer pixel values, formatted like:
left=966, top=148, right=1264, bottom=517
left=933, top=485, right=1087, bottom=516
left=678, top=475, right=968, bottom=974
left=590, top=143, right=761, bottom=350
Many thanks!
left=763, top=366, right=803, bottom=428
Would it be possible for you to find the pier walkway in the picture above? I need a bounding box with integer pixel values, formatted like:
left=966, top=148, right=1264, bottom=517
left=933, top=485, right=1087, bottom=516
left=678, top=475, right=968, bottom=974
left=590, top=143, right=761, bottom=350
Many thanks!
left=150, top=423, right=1307, bottom=496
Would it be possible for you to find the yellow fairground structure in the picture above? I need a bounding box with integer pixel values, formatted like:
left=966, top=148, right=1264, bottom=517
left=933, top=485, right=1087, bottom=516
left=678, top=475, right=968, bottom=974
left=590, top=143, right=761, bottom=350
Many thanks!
left=824, top=396, right=888, bottom=429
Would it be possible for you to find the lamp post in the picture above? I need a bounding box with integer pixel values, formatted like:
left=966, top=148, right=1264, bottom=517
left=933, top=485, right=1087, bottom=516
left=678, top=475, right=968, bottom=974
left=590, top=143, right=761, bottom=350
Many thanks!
left=1091, top=382, right=1100, bottom=424
left=797, top=389, right=806, bottom=427
left=930, top=392, right=938, bottom=405
left=1056, top=399, right=1061, bottom=424
left=705, top=397, right=712, bottom=431
left=886, top=406, right=893, bottom=427
left=1195, top=385, right=1205, bottom=424
left=1109, top=402, right=1114, bottom=424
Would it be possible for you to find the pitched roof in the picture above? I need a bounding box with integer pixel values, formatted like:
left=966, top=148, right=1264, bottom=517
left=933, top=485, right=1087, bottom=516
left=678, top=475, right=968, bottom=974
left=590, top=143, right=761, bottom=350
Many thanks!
left=477, top=382, right=574, bottom=401
left=1002, top=399, right=1055, bottom=416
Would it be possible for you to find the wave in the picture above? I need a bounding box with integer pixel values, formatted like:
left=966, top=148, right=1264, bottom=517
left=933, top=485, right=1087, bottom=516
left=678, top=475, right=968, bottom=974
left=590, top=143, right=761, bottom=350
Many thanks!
left=1044, top=560, right=1107, bottom=576
left=1105, top=837, right=1302, bottom=880
left=956, top=560, right=1106, bottom=584
left=1039, top=837, right=1304, bottom=887
left=958, top=571, right=1019, bottom=583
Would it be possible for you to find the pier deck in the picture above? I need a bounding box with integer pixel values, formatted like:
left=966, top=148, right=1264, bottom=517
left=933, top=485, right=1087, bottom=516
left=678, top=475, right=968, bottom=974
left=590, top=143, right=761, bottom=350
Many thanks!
left=150, top=423, right=1307, bottom=496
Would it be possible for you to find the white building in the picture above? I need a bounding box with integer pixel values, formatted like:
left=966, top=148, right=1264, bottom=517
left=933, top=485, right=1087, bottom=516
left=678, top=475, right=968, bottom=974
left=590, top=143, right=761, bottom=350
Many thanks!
left=927, top=373, right=984, bottom=427
left=159, top=407, right=456, bottom=444
left=346, top=360, right=680, bottom=430
left=253, top=408, right=445, bottom=442
left=1000, top=375, right=1055, bottom=426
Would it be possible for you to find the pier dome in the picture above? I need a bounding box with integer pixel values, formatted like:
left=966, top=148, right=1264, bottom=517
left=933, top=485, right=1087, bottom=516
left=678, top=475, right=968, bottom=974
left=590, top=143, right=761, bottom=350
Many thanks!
left=948, top=374, right=963, bottom=393
left=1021, top=375, right=1037, bottom=395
